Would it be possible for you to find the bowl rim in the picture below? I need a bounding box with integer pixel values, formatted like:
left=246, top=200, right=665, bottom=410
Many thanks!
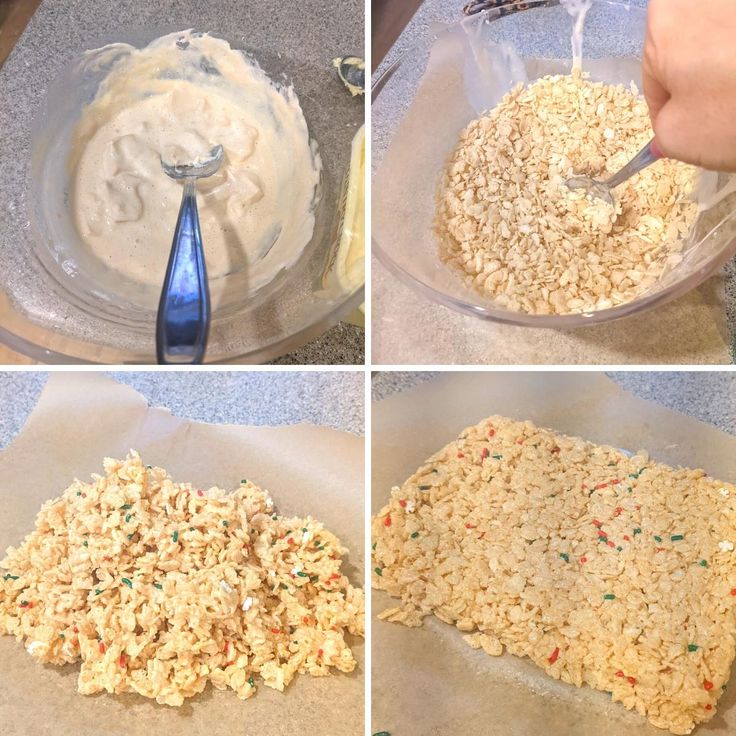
left=371, top=0, right=736, bottom=328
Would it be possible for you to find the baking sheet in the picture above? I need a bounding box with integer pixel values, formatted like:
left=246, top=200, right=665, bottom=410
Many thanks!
left=0, top=373, right=364, bottom=736
left=371, top=372, right=736, bottom=735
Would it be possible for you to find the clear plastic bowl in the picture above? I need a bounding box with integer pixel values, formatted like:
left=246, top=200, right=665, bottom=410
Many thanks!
left=372, top=0, right=736, bottom=327
left=8, top=27, right=363, bottom=363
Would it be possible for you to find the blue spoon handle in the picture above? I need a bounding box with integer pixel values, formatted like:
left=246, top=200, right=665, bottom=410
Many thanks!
left=155, top=179, right=211, bottom=364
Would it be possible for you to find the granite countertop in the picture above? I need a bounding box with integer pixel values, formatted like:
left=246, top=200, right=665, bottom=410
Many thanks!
left=372, top=0, right=736, bottom=365
left=0, top=0, right=364, bottom=366
left=372, top=371, right=736, bottom=435
left=0, top=371, right=365, bottom=448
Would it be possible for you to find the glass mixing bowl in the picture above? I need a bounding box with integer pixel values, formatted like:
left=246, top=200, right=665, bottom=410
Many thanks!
left=5, top=27, right=363, bottom=363
left=372, top=0, right=736, bottom=327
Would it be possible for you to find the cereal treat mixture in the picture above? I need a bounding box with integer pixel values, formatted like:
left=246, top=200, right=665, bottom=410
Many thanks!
left=0, top=453, right=364, bottom=705
left=372, top=416, right=736, bottom=734
left=435, top=73, right=699, bottom=315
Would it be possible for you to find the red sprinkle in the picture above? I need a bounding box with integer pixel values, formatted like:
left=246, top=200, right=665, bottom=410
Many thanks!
left=516, top=437, right=524, bottom=445
left=197, top=490, right=204, bottom=497
left=579, top=556, right=587, bottom=564
left=465, top=523, right=477, bottom=529
left=615, top=670, right=624, bottom=678
left=398, top=499, right=407, bottom=508
left=598, top=531, right=607, bottom=539
left=704, top=680, right=714, bottom=691
left=627, top=676, right=637, bottom=685
left=614, top=507, right=623, bottom=516
left=98, top=641, right=106, bottom=654
left=488, top=428, right=496, bottom=437
left=592, top=519, right=603, bottom=528
left=731, top=588, right=736, bottom=596
left=329, top=573, right=340, bottom=580
left=118, top=654, right=126, bottom=668
left=635, top=504, right=641, bottom=511
left=548, top=647, right=560, bottom=664
left=384, top=515, right=392, bottom=527
left=481, top=448, right=489, bottom=459
left=607, top=541, right=615, bottom=548
left=223, top=642, right=230, bottom=654
left=551, top=446, right=561, bottom=454
left=656, top=547, right=666, bottom=552
left=287, top=538, right=296, bottom=545
left=317, top=649, right=324, bottom=659
left=271, top=628, right=282, bottom=634
left=705, top=705, right=713, bottom=711
left=457, top=451, right=465, bottom=458
left=73, top=626, right=79, bottom=633
left=623, top=535, right=630, bottom=541
left=611, top=479, right=621, bottom=485
left=595, top=482, right=608, bottom=490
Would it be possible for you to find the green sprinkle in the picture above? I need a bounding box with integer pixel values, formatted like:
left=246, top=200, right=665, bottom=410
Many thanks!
left=153, top=583, right=163, bottom=590
left=20, top=600, right=28, bottom=606
left=146, top=465, right=152, bottom=469
left=418, top=485, right=430, bottom=490
left=280, top=583, right=288, bottom=590
left=671, top=534, right=684, bottom=541
left=699, top=559, right=708, bottom=567
left=272, top=515, right=278, bottom=520
left=373, top=732, right=391, bottom=736
left=83, top=540, right=88, bottom=547
left=3, top=574, right=19, bottom=581
left=125, top=513, right=132, bottom=523
left=76, top=491, right=82, bottom=496
left=222, top=521, right=229, bottom=527
left=559, top=553, right=569, bottom=563
left=127, top=534, right=134, bottom=540
left=616, top=546, right=623, bottom=552
left=121, top=578, right=133, bottom=589
left=627, top=486, right=633, bottom=493
left=410, top=532, right=420, bottom=539
left=688, top=644, right=699, bottom=652
left=374, top=567, right=383, bottom=577
left=548, top=493, right=557, bottom=498
left=248, top=677, right=255, bottom=687
left=189, top=527, right=195, bottom=532
left=607, top=462, right=617, bottom=467
left=431, top=469, right=438, bottom=474
left=633, top=528, right=641, bottom=535
left=120, top=504, right=132, bottom=510
left=95, top=589, right=103, bottom=596
left=654, top=535, right=662, bottom=543
left=492, top=454, right=503, bottom=460
left=310, top=575, right=319, bottom=583
left=240, top=479, right=247, bottom=484
left=172, top=530, right=179, bottom=543
left=372, top=543, right=377, bottom=551
left=59, top=633, right=65, bottom=639
left=603, top=593, right=616, bottom=600
left=296, top=571, right=308, bottom=578
left=302, top=527, right=308, bottom=532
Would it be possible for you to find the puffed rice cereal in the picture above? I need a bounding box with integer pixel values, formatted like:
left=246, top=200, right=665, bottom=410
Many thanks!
left=0, top=452, right=364, bottom=705
left=435, top=72, right=699, bottom=315
left=372, top=415, right=736, bottom=734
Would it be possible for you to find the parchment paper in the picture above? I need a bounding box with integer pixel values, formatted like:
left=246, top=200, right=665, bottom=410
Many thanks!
left=372, top=372, right=736, bottom=735
left=0, top=373, right=364, bottom=736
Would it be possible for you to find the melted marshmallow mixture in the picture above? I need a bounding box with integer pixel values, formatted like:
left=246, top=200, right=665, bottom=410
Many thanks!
left=71, top=31, right=321, bottom=292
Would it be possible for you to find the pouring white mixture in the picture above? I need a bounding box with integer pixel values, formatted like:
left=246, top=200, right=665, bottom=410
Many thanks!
left=71, top=30, right=321, bottom=292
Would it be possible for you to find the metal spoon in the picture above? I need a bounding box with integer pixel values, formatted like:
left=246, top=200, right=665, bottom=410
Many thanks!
left=156, top=144, right=223, bottom=365
left=566, top=138, right=663, bottom=206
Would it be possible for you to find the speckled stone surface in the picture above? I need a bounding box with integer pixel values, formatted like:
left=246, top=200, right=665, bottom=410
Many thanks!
left=0, top=0, right=364, bottom=365
left=372, top=0, right=736, bottom=365
left=372, top=370, right=736, bottom=435
left=0, top=371, right=365, bottom=448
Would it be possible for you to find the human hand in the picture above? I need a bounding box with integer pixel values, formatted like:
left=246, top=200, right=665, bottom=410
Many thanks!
left=643, top=0, right=736, bottom=172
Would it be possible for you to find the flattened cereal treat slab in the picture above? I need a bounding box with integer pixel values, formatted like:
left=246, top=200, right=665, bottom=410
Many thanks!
left=372, top=416, right=736, bottom=734
left=1, top=452, right=364, bottom=705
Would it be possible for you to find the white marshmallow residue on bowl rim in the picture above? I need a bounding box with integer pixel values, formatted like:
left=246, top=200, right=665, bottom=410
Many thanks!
left=70, top=29, right=322, bottom=295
